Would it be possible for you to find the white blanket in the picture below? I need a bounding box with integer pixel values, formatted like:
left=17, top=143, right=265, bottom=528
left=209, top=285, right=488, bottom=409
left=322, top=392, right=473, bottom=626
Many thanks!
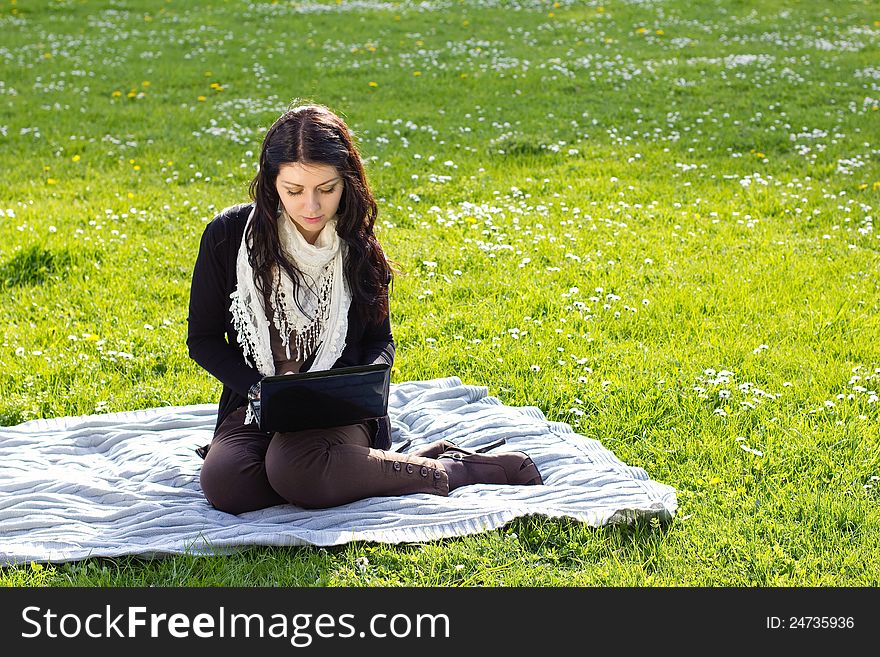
left=0, top=377, right=677, bottom=564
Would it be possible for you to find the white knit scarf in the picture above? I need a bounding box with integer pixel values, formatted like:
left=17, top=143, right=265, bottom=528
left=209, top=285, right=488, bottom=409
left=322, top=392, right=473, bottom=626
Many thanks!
left=229, top=206, right=350, bottom=424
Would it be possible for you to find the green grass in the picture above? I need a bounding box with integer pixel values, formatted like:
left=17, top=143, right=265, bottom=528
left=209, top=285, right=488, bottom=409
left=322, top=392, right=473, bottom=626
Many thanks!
left=1, top=0, right=878, bottom=587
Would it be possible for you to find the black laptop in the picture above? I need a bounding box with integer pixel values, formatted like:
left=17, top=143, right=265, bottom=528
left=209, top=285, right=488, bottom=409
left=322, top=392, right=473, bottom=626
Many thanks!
left=251, top=363, right=391, bottom=433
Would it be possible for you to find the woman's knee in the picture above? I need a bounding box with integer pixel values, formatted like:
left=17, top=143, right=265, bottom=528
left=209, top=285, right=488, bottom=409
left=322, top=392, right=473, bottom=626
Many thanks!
left=265, top=424, right=373, bottom=509
left=200, top=451, right=281, bottom=514
left=265, top=438, right=365, bottom=509
left=264, top=446, right=332, bottom=509
left=200, top=460, right=241, bottom=513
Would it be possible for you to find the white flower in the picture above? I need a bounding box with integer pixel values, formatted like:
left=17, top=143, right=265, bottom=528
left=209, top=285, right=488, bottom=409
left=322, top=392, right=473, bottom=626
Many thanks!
left=739, top=444, right=763, bottom=457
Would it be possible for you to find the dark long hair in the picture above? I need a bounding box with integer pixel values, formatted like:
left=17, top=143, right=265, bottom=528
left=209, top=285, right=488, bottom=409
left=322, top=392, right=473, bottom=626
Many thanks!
left=248, top=103, right=392, bottom=326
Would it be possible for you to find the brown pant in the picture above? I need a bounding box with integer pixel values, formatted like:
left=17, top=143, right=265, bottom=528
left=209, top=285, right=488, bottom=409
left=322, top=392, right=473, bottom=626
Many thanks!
left=200, top=406, right=449, bottom=514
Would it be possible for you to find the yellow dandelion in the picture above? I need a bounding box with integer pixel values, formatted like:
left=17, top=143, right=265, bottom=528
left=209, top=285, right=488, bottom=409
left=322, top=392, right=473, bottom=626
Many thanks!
left=597, top=6, right=605, bottom=12
left=413, top=71, right=422, bottom=77
left=548, top=11, right=555, bottom=17
left=129, top=159, right=135, bottom=164
left=127, top=90, right=136, bottom=98
left=873, top=181, right=880, bottom=190
left=72, top=155, right=80, bottom=162
left=368, top=81, right=378, bottom=87
left=47, top=178, right=57, bottom=185
left=755, top=152, right=765, bottom=158
left=43, top=52, right=52, bottom=59
left=112, top=90, right=122, bottom=97
left=83, top=334, right=100, bottom=342
left=133, top=165, right=141, bottom=171
left=127, top=192, right=135, bottom=199
left=166, top=160, right=173, bottom=166
left=858, top=183, right=868, bottom=190
left=197, top=95, right=206, bottom=102
left=636, top=27, right=647, bottom=34
left=43, top=165, right=50, bottom=172
left=462, top=19, right=470, bottom=27
left=656, top=29, right=664, bottom=35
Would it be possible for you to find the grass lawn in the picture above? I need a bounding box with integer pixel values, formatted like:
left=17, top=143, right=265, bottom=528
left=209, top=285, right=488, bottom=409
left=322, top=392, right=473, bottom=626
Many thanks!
left=1, top=0, right=878, bottom=586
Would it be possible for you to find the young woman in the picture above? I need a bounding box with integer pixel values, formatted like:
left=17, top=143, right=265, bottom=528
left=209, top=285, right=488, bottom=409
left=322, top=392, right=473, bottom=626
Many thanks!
left=187, top=103, right=542, bottom=514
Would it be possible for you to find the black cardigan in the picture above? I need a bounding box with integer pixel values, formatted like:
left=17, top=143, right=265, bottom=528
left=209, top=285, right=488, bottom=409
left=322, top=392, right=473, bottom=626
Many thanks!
left=186, top=202, right=395, bottom=449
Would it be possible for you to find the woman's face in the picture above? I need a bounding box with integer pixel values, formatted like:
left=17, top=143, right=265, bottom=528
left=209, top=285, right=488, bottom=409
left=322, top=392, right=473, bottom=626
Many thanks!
left=275, top=162, right=344, bottom=244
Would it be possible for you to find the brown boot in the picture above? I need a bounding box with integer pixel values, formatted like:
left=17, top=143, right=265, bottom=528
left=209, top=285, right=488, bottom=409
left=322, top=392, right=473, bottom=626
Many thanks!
left=438, top=450, right=543, bottom=490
